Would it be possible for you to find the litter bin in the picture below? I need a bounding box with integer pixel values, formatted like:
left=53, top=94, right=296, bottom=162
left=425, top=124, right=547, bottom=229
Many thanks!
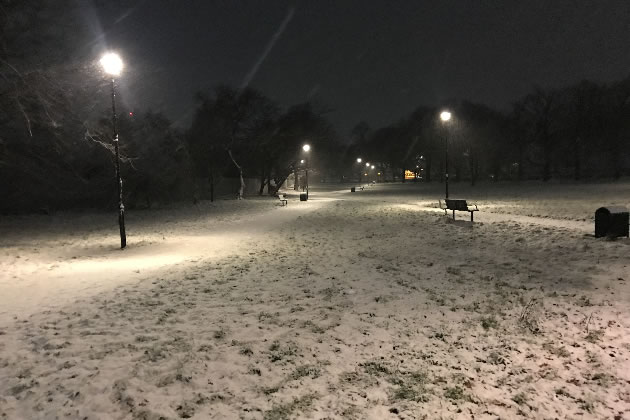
left=351, top=187, right=355, bottom=192
left=300, top=193, right=307, bottom=201
left=595, top=206, right=629, bottom=238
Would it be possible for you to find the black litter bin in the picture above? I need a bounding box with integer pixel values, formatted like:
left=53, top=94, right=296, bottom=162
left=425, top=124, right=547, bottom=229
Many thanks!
left=595, top=206, right=629, bottom=238
left=300, top=193, right=307, bottom=201
left=351, top=187, right=355, bottom=192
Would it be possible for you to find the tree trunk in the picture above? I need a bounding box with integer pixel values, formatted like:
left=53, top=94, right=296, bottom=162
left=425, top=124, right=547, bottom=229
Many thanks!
left=270, top=169, right=293, bottom=196
left=258, top=168, right=266, bottom=195
left=611, top=144, right=621, bottom=180
left=492, top=162, right=499, bottom=182
left=573, top=137, right=581, bottom=181
left=517, top=146, right=524, bottom=181
left=542, top=133, right=552, bottom=181
left=227, top=149, right=245, bottom=199
left=208, top=162, right=215, bottom=202
left=293, top=168, right=299, bottom=190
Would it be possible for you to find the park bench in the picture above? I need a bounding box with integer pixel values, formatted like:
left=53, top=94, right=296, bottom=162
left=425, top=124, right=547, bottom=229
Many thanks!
left=439, top=199, right=478, bottom=222
left=359, top=186, right=365, bottom=191
left=277, top=193, right=288, bottom=206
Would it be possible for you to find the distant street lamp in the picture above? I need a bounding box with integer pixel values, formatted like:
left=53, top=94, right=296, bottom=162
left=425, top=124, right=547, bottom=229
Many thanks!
left=356, top=158, right=363, bottom=183
left=100, top=52, right=126, bottom=249
left=302, top=144, right=311, bottom=199
left=440, top=110, right=452, bottom=199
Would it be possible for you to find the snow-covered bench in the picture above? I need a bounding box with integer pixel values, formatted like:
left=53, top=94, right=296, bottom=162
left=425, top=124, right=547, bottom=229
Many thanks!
left=277, top=193, right=288, bottom=206
left=439, top=199, right=478, bottom=222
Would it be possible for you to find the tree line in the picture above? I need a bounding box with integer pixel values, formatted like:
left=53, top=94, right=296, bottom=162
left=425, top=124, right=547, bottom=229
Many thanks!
left=0, top=0, right=341, bottom=213
left=350, top=80, right=630, bottom=184
left=2, top=1, right=629, bottom=213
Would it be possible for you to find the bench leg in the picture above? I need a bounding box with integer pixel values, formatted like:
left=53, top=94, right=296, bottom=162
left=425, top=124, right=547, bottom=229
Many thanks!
left=452, top=210, right=455, bottom=220
left=470, top=211, right=473, bottom=222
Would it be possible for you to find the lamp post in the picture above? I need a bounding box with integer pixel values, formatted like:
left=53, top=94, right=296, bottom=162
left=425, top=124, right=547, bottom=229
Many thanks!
left=302, top=144, right=311, bottom=199
left=100, top=52, right=126, bottom=249
left=440, top=110, right=452, bottom=200
left=356, top=158, right=362, bottom=183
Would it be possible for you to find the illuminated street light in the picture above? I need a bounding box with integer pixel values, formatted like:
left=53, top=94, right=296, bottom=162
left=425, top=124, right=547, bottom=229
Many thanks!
left=101, top=52, right=126, bottom=249
left=356, top=158, right=364, bottom=183
left=100, top=52, right=123, bottom=76
left=371, top=165, right=375, bottom=169
left=302, top=144, right=311, bottom=199
left=366, top=162, right=370, bottom=167
left=440, top=109, right=452, bottom=199
left=300, top=159, right=305, bottom=164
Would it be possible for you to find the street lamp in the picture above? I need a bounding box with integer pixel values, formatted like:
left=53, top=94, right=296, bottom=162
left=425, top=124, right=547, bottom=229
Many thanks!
left=100, top=52, right=126, bottom=249
left=440, top=110, right=452, bottom=200
left=302, top=144, right=311, bottom=199
left=356, top=158, right=362, bottom=183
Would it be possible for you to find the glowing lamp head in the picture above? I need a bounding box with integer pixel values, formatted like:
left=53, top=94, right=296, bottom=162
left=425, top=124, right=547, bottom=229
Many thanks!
left=100, top=52, right=123, bottom=76
left=302, top=144, right=311, bottom=152
left=300, top=159, right=305, bottom=164
left=357, top=158, right=362, bottom=163
left=440, top=110, right=452, bottom=122
left=365, top=162, right=370, bottom=167
left=371, top=165, right=375, bottom=169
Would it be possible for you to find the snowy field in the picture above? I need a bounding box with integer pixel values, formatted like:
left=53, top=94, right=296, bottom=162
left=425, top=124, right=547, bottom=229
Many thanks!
left=1, top=181, right=629, bottom=419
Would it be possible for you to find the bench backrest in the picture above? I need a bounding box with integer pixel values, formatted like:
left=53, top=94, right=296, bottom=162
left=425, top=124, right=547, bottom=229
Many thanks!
left=445, top=199, right=469, bottom=211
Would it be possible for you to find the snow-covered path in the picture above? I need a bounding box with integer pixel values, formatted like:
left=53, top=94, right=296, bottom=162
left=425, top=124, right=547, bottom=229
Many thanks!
left=0, top=196, right=329, bottom=324
left=1, top=183, right=629, bottom=420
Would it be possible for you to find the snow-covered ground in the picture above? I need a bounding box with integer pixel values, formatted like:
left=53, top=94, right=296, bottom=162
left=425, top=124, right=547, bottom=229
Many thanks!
left=1, top=182, right=629, bottom=419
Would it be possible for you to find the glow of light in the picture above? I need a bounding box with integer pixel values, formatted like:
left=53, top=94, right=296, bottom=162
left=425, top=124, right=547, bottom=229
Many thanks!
left=100, top=52, right=123, bottom=76
left=371, top=165, right=375, bottom=169
left=300, top=159, right=305, bottom=163
left=440, top=110, right=451, bottom=122
left=357, top=158, right=362, bottom=163
left=129, top=112, right=134, bottom=116
left=366, top=162, right=370, bottom=167
left=377, top=172, right=381, bottom=176
left=302, top=144, right=311, bottom=152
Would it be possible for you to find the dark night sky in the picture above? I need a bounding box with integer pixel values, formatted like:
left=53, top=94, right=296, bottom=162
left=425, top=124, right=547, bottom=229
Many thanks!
left=92, top=0, right=630, bottom=135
